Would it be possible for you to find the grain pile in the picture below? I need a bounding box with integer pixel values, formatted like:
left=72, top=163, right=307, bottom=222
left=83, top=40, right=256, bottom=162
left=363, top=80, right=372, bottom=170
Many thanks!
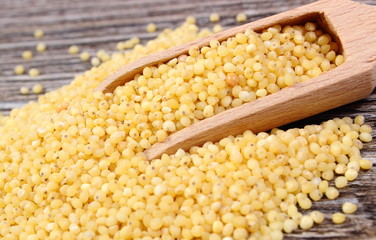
left=0, top=19, right=372, bottom=240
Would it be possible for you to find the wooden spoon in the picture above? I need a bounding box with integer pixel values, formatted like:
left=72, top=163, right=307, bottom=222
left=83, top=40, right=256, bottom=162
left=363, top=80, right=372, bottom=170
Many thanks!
left=96, top=0, right=376, bottom=160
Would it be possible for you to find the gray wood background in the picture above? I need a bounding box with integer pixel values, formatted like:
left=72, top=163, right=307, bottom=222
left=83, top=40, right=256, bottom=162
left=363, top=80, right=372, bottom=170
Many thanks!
left=0, top=0, right=375, bottom=239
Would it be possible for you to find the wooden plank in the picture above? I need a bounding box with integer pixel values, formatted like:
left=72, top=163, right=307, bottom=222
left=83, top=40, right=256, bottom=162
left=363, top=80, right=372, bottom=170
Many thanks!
left=0, top=0, right=375, bottom=239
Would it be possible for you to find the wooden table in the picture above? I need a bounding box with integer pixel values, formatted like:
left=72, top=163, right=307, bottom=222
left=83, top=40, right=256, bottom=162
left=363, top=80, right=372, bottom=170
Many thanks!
left=0, top=0, right=375, bottom=239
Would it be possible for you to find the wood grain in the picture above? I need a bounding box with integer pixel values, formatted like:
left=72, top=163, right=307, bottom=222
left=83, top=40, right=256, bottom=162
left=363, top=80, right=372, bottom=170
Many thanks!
left=0, top=0, right=375, bottom=239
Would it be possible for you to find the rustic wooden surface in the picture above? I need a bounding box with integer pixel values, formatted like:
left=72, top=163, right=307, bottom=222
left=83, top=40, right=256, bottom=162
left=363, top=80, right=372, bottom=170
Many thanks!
left=0, top=0, right=375, bottom=239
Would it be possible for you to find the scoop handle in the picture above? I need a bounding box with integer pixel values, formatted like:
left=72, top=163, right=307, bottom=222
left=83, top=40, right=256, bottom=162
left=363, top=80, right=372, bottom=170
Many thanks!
left=320, top=0, right=376, bottom=89
left=145, top=0, right=376, bottom=160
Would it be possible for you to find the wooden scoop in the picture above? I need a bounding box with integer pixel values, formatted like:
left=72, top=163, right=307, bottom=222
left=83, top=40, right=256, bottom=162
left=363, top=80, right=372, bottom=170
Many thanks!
left=96, top=0, right=376, bottom=160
